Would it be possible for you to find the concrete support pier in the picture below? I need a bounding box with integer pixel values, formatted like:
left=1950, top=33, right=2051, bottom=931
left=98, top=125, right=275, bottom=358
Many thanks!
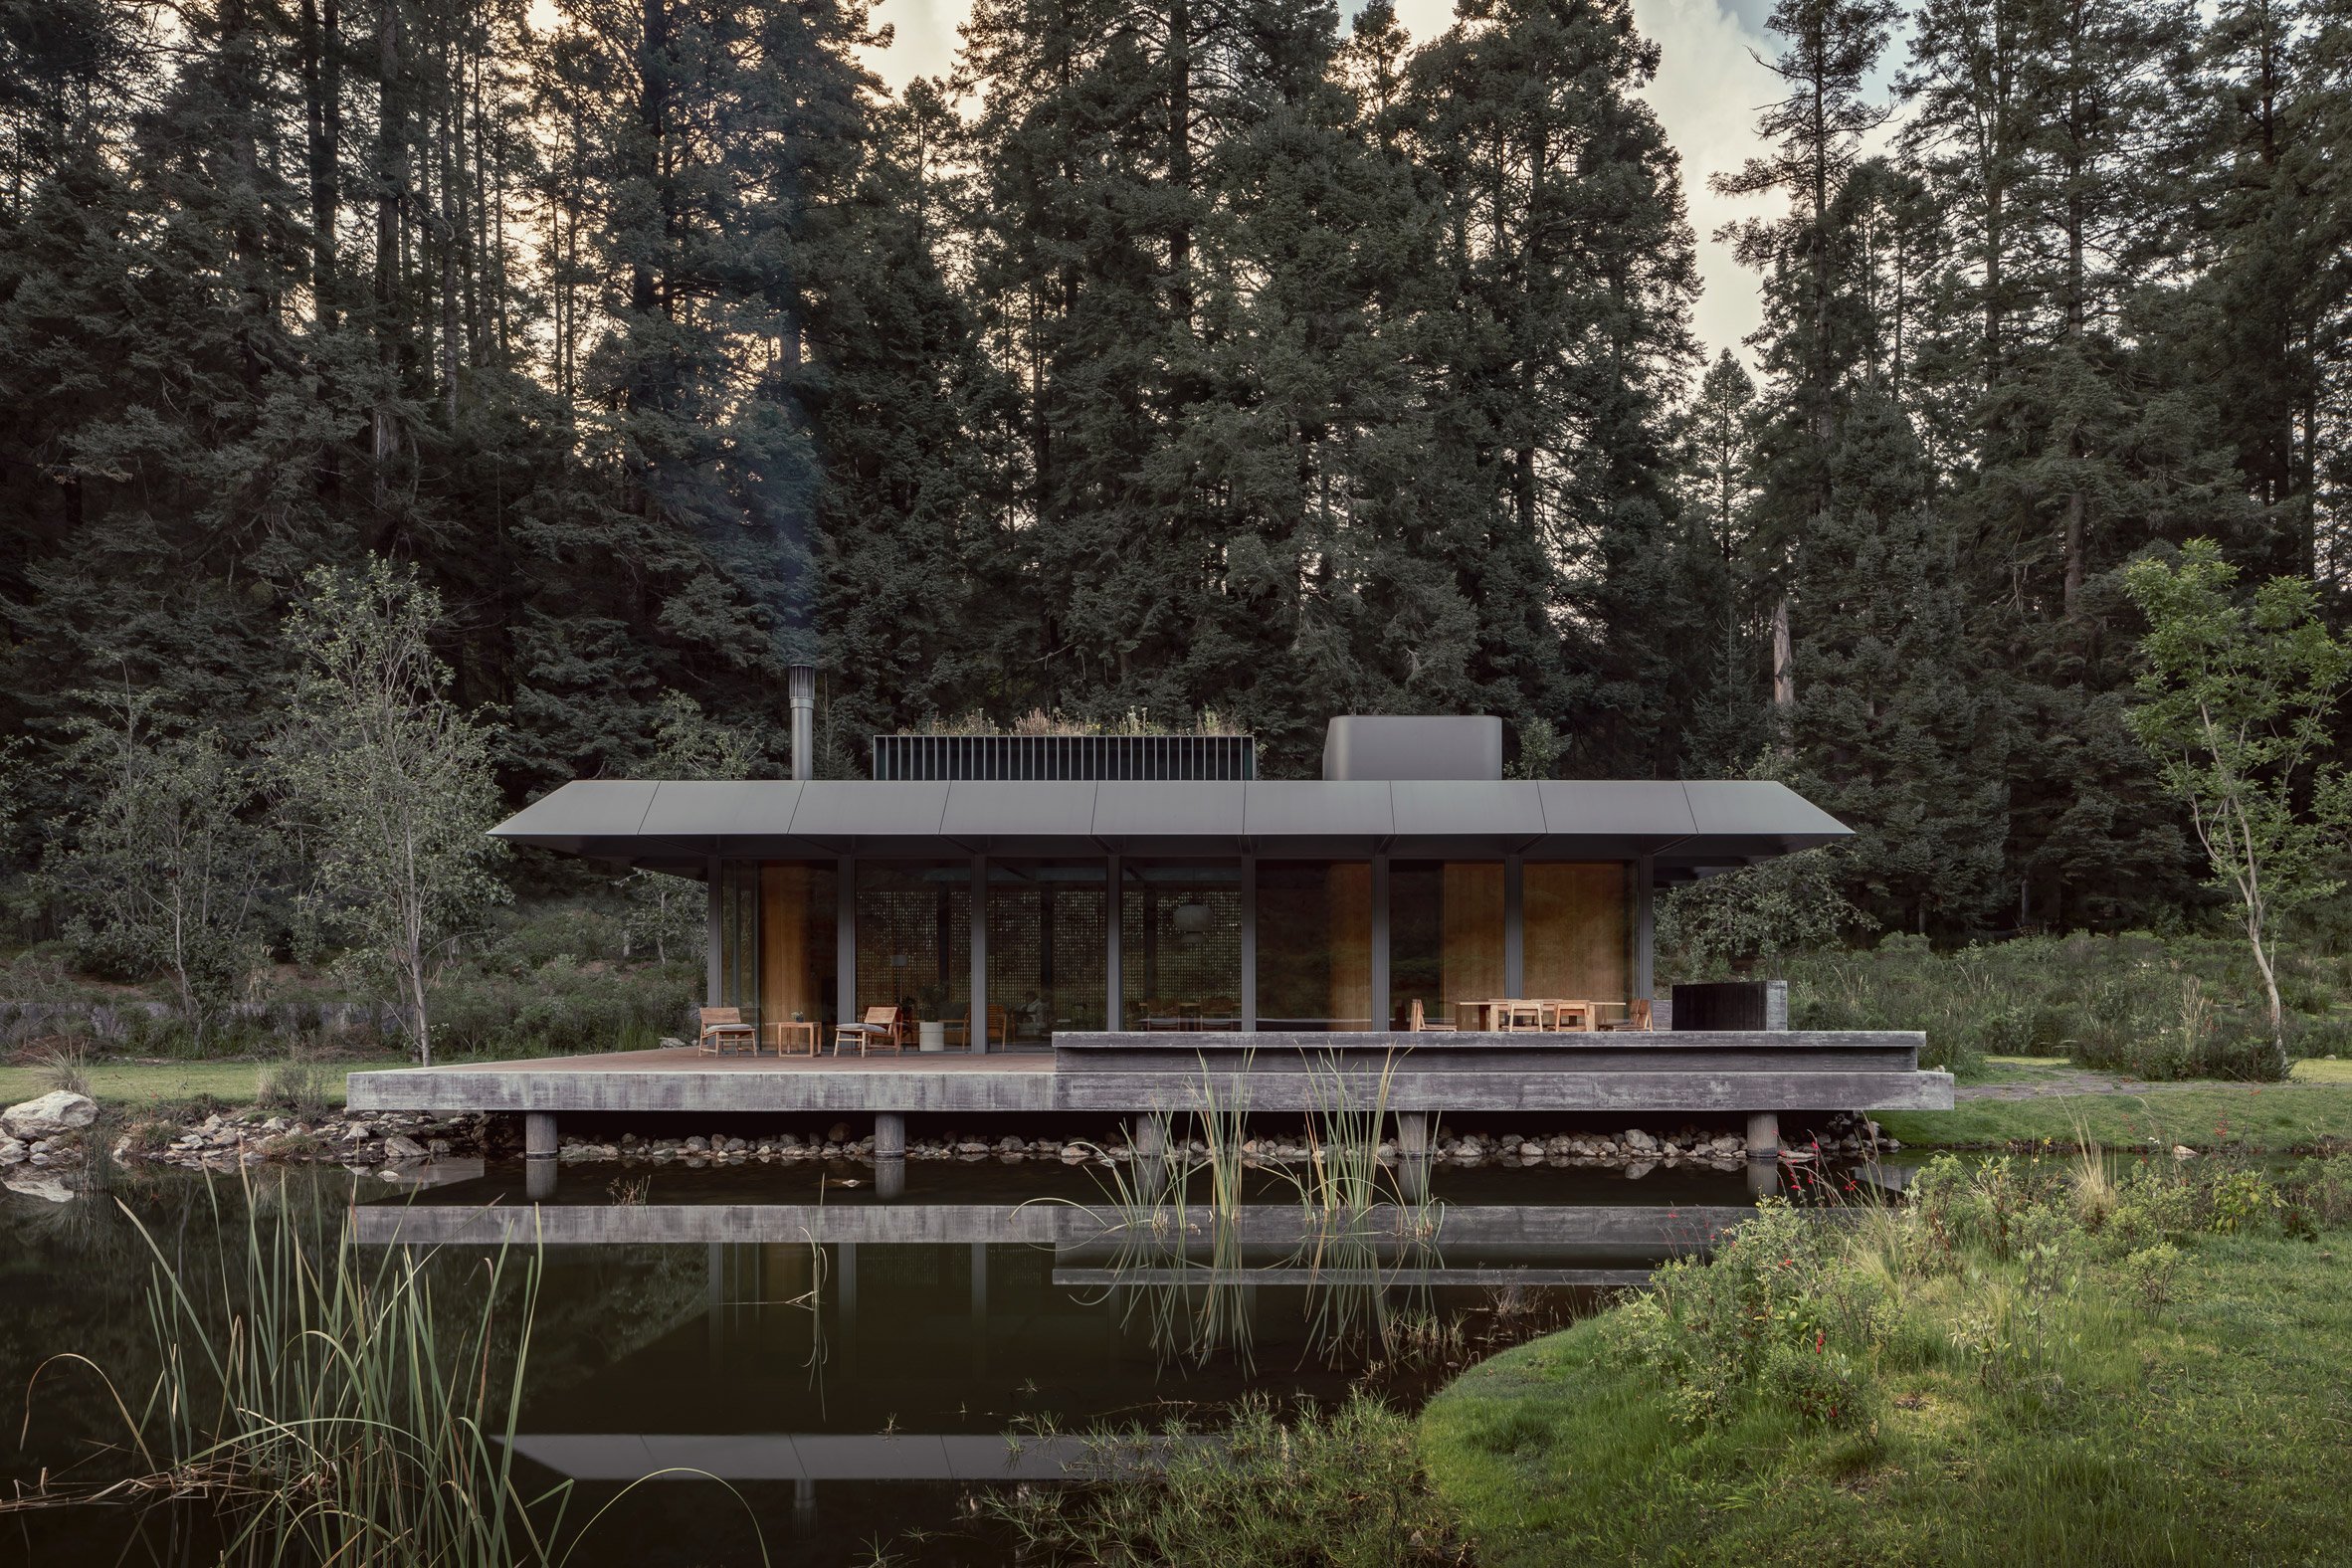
left=1746, top=1109, right=1780, bottom=1161
left=525, top=1110, right=558, bottom=1160
left=1394, top=1110, right=1432, bottom=1158
left=527, top=1158, right=557, bottom=1202
left=874, top=1111, right=906, bottom=1159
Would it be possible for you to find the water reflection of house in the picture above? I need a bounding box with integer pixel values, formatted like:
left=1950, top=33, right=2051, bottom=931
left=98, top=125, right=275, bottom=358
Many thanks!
left=355, top=1189, right=1751, bottom=1496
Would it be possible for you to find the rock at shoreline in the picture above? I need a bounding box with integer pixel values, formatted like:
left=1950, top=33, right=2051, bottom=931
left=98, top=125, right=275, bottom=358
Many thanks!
left=2, top=1091, right=98, bottom=1142
left=380, top=1133, right=428, bottom=1162
left=4, top=1171, right=75, bottom=1204
left=0, top=1138, right=24, bottom=1166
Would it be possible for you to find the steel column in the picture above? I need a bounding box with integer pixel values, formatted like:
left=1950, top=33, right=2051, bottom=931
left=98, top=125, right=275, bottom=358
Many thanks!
left=1503, top=855, right=1524, bottom=997
left=1104, top=854, right=1122, bottom=1029
left=1240, top=854, right=1258, bottom=1031
left=705, top=858, right=724, bottom=1008
left=1635, top=854, right=1656, bottom=1002
left=836, top=856, right=856, bottom=1032
left=969, top=855, right=988, bottom=1054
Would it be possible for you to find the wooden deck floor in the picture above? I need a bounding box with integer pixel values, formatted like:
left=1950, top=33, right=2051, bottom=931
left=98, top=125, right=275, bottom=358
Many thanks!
left=441, top=1046, right=1055, bottom=1076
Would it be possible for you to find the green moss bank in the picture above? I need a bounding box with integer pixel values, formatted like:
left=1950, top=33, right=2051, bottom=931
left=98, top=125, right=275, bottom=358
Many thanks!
left=1421, top=1165, right=2352, bottom=1567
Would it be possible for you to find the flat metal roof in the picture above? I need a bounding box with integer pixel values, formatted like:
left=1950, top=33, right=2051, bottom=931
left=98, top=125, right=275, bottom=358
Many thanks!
left=491, top=777, right=1849, bottom=878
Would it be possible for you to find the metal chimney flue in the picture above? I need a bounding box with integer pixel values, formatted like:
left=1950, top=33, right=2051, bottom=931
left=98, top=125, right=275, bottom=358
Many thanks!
left=787, top=665, right=817, bottom=781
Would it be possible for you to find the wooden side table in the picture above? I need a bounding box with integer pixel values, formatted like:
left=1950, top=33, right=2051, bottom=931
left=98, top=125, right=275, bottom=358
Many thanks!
left=763, top=1020, right=821, bottom=1059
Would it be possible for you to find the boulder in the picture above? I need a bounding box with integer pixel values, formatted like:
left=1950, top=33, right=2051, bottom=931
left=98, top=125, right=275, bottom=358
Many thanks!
left=0, top=1138, right=24, bottom=1166
left=4, top=1172, right=75, bottom=1204
left=2, top=1091, right=98, bottom=1142
left=1622, top=1128, right=1659, bottom=1152
left=380, top=1133, right=428, bottom=1162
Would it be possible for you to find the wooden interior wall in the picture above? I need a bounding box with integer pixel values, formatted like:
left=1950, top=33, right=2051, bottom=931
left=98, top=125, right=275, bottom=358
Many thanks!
left=1522, top=862, right=1629, bottom=1002
left=1443, top=863, right=1506, bottom=1005
left=1326, top=862, right=1372, bottom=1029
left=759, top=863, right=813, bottom=1023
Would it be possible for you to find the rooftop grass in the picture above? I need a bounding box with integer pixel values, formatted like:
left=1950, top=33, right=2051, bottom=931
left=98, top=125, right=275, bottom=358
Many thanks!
left=1421, top=1153, right=2352, bottom=1567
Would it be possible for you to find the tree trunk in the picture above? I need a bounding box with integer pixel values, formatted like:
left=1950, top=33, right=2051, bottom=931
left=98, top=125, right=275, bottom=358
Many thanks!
left=374, top=0, right=405, bottom=491
left=301, top=0, right=341, bottom=327
left=1772, top=595, right=1795, bottom=713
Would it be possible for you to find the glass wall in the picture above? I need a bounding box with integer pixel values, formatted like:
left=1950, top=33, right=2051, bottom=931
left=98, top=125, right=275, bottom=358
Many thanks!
left=986, top=860, right=1109, bottom=1046
left=1388, top=862, right=1504, bottom=1029
left=757, top=863, right=838, bottom=1031
left=1523, top=862, right=1631, bottom=1011
left=1255, top=861, right=1373, bottom=1030
left=715, top=861, right=758, bottom=1010
left=1118, top=862, right=1243, bottom=1030
left=855, top=862, right=971, bottom=1029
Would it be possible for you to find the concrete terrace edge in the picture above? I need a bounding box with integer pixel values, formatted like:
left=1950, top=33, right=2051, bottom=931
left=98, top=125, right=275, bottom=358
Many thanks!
left=348, top=1062, right=1954, bottom=1116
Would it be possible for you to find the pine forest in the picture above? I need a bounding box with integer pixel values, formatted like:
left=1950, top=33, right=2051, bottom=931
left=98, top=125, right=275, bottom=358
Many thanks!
left=6, top=0, right=2352, bottom=944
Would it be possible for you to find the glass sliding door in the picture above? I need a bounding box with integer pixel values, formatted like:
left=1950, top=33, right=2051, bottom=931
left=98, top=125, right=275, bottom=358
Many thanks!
left=986, top=860, right=1109, bottom=1047
left=854, top=862, right=971, bottom=1034
left=1255, top=860, right=1373, bottom=1030
left=1523, top=862, right=1631, bottom=1012
left=1118, top=862, right=1243, bottom=1030
left=1388, top=861, right=1504, bottom=1030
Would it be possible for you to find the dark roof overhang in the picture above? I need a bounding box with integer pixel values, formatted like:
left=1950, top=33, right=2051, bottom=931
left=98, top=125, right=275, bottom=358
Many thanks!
left=490, top=778, right=1851, bottom=879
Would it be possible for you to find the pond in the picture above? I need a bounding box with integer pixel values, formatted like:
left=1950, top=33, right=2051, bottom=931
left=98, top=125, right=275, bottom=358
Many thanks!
left=0, top=1155, right=1812, bottom=1566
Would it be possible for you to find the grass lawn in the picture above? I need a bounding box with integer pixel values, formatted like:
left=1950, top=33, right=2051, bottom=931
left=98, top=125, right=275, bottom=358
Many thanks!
left=1422, top=1215, right=2352, bottom=1566
left=1881, top=1059, right=2352, bottom=1152
left=0, top=1060, right=356, bottom=1112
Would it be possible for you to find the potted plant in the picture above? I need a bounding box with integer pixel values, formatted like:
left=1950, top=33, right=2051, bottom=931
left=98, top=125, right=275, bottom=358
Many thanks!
left=913, top=985, right=948, bottom=1052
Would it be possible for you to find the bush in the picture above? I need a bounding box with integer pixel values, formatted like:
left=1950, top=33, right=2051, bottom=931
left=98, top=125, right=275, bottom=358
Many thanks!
left=256, top=1053, right=333, bottom=1118
left=988, top=1394, right=1469, bottom=1567
left=1742, top=932, right=2332, bottom=1080
left=1599, top=1149, right=2315, bottom=1448
left=1603, top=1200, right=1886, bottom=1433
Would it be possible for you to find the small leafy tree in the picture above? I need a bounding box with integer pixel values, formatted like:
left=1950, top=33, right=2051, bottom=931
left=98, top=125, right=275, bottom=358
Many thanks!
left=622, top=691, right=760, bottom=963
left=45, top=696, right=275, bottom=1041
left=2123, top=540, right=2352, bottom=1076
left=1658, top=751, right=1877, bottom=974
left=275, top=559, right=509, bottom=1065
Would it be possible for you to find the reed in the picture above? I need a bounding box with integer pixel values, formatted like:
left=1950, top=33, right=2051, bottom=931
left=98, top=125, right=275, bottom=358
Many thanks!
left=21, top=1176, right=764, bottom=1567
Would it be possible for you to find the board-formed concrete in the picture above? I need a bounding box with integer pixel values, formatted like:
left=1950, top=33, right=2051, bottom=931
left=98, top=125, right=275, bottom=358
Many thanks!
left=345, top=1031, right=1952, bottom=1119
left=350, top=1199, right=1761, bottom=1252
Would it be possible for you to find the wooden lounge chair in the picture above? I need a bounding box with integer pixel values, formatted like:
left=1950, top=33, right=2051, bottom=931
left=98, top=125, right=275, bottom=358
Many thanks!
left=1407, top=998, right=1455, bottom=1033
left=833, top=1004, right=906, bottom=1058
left=1600, top=998, right=1655, bottom=1032
left=697, top=1007, right=757, bottom=1056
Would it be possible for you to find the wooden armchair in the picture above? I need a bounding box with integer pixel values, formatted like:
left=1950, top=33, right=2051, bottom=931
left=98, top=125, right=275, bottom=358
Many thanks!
left=832, top=1004, right=906, bottom=1058
left=697, top=1007, right=757, bottom=1056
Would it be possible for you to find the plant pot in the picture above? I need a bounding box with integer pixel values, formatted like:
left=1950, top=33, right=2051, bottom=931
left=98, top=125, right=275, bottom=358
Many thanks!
left=918, top=1021, right=946, bottom=1053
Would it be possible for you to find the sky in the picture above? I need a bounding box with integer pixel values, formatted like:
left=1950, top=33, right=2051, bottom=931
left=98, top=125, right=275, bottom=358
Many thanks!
left=858, top=0, right=1791, bottom=363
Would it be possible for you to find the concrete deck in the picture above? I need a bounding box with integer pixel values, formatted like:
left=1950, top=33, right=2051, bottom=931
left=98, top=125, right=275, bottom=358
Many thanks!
left=346, top=1032, right=1952, bottom=1119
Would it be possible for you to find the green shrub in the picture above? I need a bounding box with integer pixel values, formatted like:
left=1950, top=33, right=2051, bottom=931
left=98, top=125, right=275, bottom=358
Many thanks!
left=2120, top=1243, right=2184, bottom=1310
left=2204, top=1168, right=2281, bottom=1234
left=1747, top=932, right=2335, bottom=1080
left=1602, top=1201, right=1884, bottom=1433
